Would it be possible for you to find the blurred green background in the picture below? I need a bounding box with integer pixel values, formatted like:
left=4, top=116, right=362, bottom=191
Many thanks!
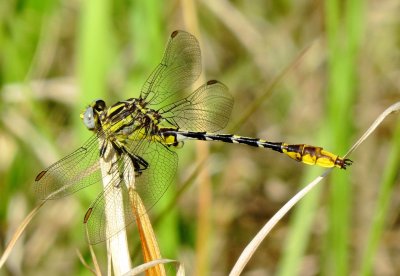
left=1, top=0, right=400, bottom=275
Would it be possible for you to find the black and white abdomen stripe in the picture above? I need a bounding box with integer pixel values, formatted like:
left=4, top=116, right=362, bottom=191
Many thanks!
left=170, top=130, right=283, bottom=152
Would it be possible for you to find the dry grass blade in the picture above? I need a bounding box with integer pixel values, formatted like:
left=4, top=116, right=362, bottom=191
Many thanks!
left=229, top=43, right=313, bottom=132
left=84, top=227, right=102, bottom=276
left=0, top=200, right=45, bottom=268
left=201, top=0, right=263, bottom=69
left=98, top=141, right=131, bottom=275
left=129, top=188, right=165, bottom=276
left=181, top=7, right=213, bottom=275
left=76, top=248, right=97, bottom=275
left=345, top=101, right=400, bottom=158
left=229, top=170, right=331, bottom=276
left=122, top=258, right=184, bottom=276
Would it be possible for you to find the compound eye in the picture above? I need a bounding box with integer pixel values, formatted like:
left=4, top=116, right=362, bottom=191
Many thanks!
left=83, top=106, right=95, bottom=130
left=94, top=99, right=106, bottom=111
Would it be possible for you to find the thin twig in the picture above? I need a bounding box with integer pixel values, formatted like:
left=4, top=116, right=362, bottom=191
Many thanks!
left=0, top=201, right=46, bottom=268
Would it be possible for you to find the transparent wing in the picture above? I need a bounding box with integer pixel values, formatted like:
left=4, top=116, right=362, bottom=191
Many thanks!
left=159, top=80, right=233, bottom=132
left=34, top=134, right=109, bottom=200
left=84, top=139, right=177, bottom=244
left=83, top=176, right=134, bottom=245
left=133, top=141, right=177, bottom=210
left=140, top=30, right=201, bottom=106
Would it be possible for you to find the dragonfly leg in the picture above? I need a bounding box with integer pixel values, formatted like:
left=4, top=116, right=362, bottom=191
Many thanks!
left=126, top=152, right=149, bottom=177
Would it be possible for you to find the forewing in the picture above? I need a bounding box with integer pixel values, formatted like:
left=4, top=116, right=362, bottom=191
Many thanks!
left=159, top=80, right=233, bottom=132
left=34, top=134, right=107, bottom=200
left=140, top=30, right=201, bottom=106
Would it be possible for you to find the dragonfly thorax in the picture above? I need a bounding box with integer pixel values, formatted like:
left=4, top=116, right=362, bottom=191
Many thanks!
left=90, top=99, right=166, bottom=146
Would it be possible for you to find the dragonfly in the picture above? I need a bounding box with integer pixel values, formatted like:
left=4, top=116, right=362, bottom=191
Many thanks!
left=35, top=30, right=352, bottom=244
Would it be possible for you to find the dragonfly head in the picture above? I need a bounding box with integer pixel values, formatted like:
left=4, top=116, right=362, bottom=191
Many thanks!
left=81, top=99, right=106, bottom=131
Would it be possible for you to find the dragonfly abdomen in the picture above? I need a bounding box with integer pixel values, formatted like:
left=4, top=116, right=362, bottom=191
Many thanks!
left=165, top=130, right=351, bottom=169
